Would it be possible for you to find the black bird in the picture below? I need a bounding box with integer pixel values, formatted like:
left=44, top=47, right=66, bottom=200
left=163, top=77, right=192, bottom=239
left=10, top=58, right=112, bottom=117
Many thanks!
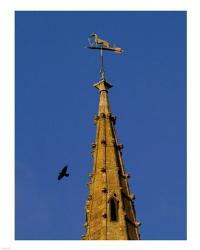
left=58, top=165, right=69, bottom=180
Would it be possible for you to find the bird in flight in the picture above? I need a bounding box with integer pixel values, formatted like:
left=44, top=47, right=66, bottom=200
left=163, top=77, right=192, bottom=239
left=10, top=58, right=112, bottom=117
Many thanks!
left=58, top=165, right=69, bottom=180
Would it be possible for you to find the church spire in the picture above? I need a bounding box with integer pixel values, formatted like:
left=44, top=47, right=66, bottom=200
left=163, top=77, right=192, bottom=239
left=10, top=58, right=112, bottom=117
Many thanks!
left=82, top=34, right=140, bottom=240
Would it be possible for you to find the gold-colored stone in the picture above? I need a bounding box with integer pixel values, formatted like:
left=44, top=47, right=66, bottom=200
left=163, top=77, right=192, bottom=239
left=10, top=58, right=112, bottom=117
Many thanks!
left=83, top=79, right=140, bottom=240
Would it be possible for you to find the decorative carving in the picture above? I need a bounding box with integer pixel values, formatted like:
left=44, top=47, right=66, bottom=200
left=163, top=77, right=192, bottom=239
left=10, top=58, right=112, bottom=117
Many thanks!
left=129, top=194, right=135, bottom=200
left=93, top=115, right=99, bottom=124
left=100, top=112, right=106, bottom=118
left=117, top=144, right=124, bottom=149
left=87, top=182, right=92, bottom=188
left=122, top=173, right=130, bottom=179
left=101, top=139, right=106, bottom=144
left=106, top=112, right=112, bottom=118
left=101, top=167, right=106, bottom=172
left=102, top=213, right=107, bottom=218
left=88, top=173, right=93, bottom=178
left=134, top=221, right=141, bottom=227
left=121, top=191, right=136, bottom=201
left=111, top=115, right=117, bottom=125
left=101, top=187, right=107, bottom=193
left=81, top=235, right=86, bottom=240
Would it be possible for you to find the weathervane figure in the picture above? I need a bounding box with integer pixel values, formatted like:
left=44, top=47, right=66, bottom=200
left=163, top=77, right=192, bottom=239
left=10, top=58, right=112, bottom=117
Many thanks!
left=86, top=33, right=123, bottom=80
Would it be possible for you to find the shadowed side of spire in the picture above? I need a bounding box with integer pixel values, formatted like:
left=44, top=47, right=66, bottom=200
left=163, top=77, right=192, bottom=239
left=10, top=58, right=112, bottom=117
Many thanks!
left=93, top=79, right=113, bottom=115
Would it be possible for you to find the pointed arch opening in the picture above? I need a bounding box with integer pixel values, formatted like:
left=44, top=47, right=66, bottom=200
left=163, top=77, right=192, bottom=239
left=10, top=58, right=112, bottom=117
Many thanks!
left=109, top=197, right=118, bottom=222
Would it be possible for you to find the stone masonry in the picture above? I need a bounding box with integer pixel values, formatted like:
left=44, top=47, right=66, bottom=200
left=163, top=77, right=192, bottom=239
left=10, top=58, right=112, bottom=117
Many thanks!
left=82, top=79, right=141, bottom=240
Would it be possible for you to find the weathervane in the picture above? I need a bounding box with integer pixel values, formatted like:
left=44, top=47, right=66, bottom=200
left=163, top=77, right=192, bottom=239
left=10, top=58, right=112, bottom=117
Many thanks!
left=86, top=33, right=123, bottom=80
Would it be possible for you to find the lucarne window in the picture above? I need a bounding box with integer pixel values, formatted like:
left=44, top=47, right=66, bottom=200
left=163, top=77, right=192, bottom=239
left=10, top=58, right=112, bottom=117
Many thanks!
left=110, top=198, right=118, bottom=221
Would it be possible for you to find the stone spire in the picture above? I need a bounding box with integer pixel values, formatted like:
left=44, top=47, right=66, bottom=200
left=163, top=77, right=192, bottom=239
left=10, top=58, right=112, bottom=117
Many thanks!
left=82, top=78, right=141, bottom=240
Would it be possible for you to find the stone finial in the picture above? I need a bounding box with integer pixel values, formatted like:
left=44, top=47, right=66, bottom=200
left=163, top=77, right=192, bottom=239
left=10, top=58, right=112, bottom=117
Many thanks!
left=135, top=221, right=141, bottom=227
left=129, top=194, right=136, bottom=200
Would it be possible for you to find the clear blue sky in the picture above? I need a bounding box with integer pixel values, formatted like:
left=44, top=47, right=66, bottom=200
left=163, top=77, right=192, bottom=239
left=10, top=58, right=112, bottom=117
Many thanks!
left=15, top=11, right=186, bottom=240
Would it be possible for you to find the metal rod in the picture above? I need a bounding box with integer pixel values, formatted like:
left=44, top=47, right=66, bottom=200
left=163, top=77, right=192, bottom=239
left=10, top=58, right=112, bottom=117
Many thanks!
left=100, top=47, right=105, bottom=80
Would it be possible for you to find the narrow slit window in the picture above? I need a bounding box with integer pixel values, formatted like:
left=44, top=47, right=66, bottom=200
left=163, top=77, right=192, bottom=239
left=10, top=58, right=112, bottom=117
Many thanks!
left=110, top=198, right=118, bottom=221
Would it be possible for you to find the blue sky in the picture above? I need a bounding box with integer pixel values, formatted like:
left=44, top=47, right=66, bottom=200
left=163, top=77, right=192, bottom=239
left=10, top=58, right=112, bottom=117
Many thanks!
left=15, top=11, right=186, bottom=240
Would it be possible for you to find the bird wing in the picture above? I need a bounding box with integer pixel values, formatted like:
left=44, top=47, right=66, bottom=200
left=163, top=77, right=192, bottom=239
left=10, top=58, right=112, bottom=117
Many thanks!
left=62, top=166, right=68, bottom=173
left=58, top=173, right=64, bottom=180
